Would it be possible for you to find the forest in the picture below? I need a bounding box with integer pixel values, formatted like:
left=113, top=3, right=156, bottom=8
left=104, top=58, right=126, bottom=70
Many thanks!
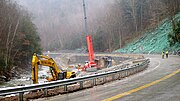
left=0, top=0, right=180, bottom=80
left=0, top=0, right=41, bottom=81
left=18, top=0, right=180, bottom=52
left=91, top=0, right=180, bottom=52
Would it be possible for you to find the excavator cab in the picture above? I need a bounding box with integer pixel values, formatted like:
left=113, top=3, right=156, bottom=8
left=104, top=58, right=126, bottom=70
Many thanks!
left=32, top=53, right=76, bottom=84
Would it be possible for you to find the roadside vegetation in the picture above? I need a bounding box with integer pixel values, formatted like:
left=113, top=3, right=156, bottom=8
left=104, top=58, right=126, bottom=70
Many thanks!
left=115, top=13, right=180, bottom=54
left=169, top=20, right=180, bottom=46
left=91, top=0, right=180, bottom=52
left=24, top=0, right=180, bottom=52
left=0, top=0, right=41, bottom=81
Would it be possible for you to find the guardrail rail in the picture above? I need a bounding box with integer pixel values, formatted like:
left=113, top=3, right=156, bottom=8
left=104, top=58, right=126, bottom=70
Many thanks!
left=0, top=59, right=150, bottom=101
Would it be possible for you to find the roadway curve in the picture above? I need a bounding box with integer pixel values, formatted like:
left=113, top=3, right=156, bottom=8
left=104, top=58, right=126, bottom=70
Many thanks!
left=35, top=55, right=180, bottom=101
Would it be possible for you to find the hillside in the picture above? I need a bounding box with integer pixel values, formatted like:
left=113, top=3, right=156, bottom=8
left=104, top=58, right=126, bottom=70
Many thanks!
left=115, top=13, right=180, bottom=54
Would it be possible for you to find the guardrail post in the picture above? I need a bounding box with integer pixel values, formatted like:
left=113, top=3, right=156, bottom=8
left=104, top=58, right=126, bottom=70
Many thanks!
left=44, top=88, right=48, bottom=96
left=140, top=65, right=143, bottom=71
left=112, top=74, right=115, bottom=81
left=129, top=69, right=131, bottom=75
left=121, top=71, right=124, bottom=78
left=124, top=71, right=126, bottom=77
left=80, top=81, right=83, bottom=89
left=127, top=70, right=129, bottom=76
left=93, top=78, right=96, bottom=86
left=103, top=77, right=106, bottom=84
left=131, top=68, right=133, bottom=75
left=136, top=67, right=138, bottom=73
left=118, top=73, right=120, bottom=79
left=132, top=68, right=135, bottom=74
left=64, top=85, right=67, bottom=92
left=19, top=92, right=24, bottom=101
left=119, top=72, right=122, bottom=78
left=124, top=70, right=126, bottom=77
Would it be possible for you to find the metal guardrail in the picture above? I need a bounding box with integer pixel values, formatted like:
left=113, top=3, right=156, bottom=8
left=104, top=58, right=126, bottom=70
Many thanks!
left=0, top=59, right=150, bottom=101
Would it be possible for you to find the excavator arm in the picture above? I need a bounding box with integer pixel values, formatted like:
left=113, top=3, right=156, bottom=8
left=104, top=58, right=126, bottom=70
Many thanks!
left=32, top=53, right=76, bottom=84
left=32, top=53, right=39, bottom=84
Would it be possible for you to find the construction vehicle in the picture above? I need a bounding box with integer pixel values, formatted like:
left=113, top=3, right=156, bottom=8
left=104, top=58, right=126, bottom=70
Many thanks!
left=32, top=53, right=76, bottom=84
left=83, top=35, right=97, bottom=70
left=82, top=1, right=113, bottom=71
left=83, top=36, right=114, bottom=71
left=82, top=0, right=97, bottom=71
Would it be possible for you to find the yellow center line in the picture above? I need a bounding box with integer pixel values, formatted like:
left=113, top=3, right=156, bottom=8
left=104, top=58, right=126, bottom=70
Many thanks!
left=102, top=68, right=180, bottom=101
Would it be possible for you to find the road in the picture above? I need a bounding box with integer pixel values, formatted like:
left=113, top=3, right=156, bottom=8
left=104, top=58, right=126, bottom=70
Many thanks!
left=35, top=55, right=180, bottom=101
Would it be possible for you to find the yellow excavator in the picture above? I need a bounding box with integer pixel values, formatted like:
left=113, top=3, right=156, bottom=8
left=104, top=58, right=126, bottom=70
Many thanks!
left=32, top=53, right=76, bottom=84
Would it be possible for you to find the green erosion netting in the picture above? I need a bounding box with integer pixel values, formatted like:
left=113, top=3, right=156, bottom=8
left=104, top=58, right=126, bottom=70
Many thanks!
left=115, top=12, right=180, bottom=54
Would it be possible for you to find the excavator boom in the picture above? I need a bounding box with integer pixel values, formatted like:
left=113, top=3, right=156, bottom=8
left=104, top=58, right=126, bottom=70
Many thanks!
left=31, top=53, right=76, bottom=84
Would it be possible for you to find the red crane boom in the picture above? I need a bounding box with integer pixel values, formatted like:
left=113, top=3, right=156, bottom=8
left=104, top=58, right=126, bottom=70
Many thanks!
left=86, top=35, right=94, bottom=62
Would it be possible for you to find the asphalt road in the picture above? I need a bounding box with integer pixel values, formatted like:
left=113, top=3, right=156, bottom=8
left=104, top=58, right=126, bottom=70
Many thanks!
left=35, top=55, right=180, bottom=101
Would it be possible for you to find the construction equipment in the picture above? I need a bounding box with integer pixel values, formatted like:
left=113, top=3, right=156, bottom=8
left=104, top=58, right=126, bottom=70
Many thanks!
left=82, top=0, right=97, bottom=71
left=31, top=53, right=76, bottom=84
left=83, top=35, right=97, bottom=70
left=83, top=36, right=114, bottom=71
left=82, top=1, right=113, bottom=71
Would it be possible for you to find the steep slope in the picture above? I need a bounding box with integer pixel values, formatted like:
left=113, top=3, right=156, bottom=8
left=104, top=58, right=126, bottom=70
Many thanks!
left=115, top=13, right=180, bottom=54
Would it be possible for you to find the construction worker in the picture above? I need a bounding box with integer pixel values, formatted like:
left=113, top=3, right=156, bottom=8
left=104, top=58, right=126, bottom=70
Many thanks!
left=162, top=51, right=164, bottom=59
left=166, top=51, right=168, bottom=58
left=77, top=64, right=81, bottom=71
